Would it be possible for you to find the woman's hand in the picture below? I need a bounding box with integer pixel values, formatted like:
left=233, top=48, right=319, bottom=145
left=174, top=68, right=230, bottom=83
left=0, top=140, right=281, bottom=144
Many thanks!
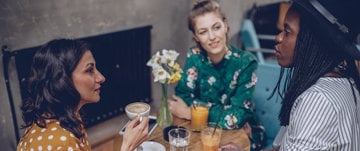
left=218, top=142, right=244, bottom=151
left=167, top=95, right=191, bottom=120
left=120, top=116, right=149, bottom=151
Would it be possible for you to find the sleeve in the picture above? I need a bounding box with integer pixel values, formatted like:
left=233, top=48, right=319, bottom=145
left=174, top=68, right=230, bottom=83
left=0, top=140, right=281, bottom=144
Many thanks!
left=175, top=50, right=199, bottom=106
left=209, top=54, right=258, bottom=130
left=281, top=91, right=338, bottom=150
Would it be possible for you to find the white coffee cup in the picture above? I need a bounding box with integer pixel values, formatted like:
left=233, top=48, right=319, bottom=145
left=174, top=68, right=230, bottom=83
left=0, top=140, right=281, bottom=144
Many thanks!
left=125, top=102, right=151, bottom=120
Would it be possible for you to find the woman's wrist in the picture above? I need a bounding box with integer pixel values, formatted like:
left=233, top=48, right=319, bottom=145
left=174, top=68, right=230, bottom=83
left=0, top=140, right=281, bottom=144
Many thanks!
left=120, top=146, right=128, bottom=151
left=120, top=143, right=130, bottom=151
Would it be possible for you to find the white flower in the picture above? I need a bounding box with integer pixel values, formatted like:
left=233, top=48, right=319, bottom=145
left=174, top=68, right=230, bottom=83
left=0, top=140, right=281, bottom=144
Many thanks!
left=147, top=49, right=183, bottom=84
left=146, top=51, right=162, bottom=68
left=152, top=67, right=170, bottom=84
left=162, top=49, right=179, bottom=66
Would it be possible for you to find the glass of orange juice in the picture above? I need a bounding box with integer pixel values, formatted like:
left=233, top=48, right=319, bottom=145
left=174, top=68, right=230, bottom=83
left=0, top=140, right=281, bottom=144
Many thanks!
left=201, top=123, right=222, bottom=151
left=191, top=101, right=211, bottom=132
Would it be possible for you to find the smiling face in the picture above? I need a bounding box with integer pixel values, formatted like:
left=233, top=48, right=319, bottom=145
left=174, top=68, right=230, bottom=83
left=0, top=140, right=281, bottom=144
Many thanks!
left=72, top=50, right=105, bottom=109
left=193, top=12, right=228, bottom=59
left=274, top=8, right=300, bottom=67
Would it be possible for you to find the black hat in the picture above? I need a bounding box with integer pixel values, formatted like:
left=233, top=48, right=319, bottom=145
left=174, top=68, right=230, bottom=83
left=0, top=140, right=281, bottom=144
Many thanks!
left=293, top=0, right=360, bottom=59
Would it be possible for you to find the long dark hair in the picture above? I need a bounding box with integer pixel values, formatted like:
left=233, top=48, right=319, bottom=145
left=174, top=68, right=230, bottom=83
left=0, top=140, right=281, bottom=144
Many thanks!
left=21, top=39, right=90, bottom=139
left=271, top=6, right=360, bottom=126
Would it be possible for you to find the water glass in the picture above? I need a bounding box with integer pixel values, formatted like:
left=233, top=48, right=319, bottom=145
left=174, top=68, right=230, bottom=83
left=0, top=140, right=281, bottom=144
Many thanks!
left=168, top=128, right=190, bottom=151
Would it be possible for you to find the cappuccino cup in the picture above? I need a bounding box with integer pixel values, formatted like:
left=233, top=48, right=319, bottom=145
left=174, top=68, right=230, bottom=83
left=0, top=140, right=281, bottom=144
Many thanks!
left=125, top=102, right=151, bottom=120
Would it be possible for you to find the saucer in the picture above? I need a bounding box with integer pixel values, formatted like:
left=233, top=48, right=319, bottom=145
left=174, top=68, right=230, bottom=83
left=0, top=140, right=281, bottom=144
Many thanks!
left=135, top=141, right=165, bottom=151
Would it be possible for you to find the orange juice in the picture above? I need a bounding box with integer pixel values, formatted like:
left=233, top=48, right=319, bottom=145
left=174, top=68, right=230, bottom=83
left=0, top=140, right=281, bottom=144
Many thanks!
left=202, top=144, right=219, bottom=151
left=191, top=106, right=209, bottom=131
left=201, top=124, right=222, bottom=151
left=201, top=135, right=220, bottom=151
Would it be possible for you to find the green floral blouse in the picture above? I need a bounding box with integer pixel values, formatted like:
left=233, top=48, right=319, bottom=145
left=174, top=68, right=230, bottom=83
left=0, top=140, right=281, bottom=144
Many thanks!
left=175, top=45, right=266, bottom=150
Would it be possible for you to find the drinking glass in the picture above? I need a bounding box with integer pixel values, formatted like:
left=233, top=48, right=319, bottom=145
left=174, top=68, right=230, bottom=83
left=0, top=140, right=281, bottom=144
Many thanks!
left=168, top=128, right=190, bottom=151
left=201, top=123, right=222, bottom=151
left=191, top=101, right=211, bottom=131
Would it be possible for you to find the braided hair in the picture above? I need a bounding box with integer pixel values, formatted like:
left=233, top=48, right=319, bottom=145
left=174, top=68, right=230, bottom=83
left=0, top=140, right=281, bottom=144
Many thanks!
left=271, top=6, right=360, bottom=126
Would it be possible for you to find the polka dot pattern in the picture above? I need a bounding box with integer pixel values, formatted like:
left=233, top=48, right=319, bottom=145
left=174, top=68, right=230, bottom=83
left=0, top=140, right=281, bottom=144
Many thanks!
left=16, top=119, right=91, bottom=151
left=48, top=135, right=54, bottom=140
left=60, top=136, right=67, bottom=141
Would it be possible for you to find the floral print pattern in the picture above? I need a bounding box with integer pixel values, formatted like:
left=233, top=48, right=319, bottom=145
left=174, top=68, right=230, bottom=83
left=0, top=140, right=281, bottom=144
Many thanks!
left=186, top=67, right=197, bottom=89
left=246, top=72, right=258, bottom=88
left=221, top=94, right=228, bottom=104
left=230, top=69, right=240, bottom=89
left=225, top=114, right=239, bottom=129
left=175, top=45, right=266, bottom=150
left=208, top=76, right=216, bottom=85
left=244, top=100, right=251, bottom=109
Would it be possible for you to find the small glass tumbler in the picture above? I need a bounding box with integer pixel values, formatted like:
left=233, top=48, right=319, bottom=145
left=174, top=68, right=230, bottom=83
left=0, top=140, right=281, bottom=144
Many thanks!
left=168, top=127, right=190, bottom=151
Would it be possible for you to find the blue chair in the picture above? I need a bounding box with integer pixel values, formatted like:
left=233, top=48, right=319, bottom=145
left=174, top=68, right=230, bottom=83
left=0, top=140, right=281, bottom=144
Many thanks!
left=254, top=63, right=282, bottom=149
left=240, top=19, right=265, bottom=63
left=240, top=19, right=283, bottom=149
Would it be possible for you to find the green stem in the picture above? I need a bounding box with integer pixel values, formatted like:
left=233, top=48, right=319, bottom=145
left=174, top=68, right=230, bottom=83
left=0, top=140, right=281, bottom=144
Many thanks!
left=161, top=83, right=168, bottom=103
left=157, top=83, right=173, bottom=128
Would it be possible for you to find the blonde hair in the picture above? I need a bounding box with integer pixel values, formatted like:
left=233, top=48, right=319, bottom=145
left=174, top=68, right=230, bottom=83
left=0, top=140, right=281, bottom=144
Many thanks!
left=188, top=0, right=229, bottom=48
left=188, top=0, right=227, bottom=33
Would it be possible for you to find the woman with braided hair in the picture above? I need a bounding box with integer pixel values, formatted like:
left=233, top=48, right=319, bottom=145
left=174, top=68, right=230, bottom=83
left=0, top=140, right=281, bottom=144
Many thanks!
left=220, top=0, right=360, bottom=150
left=275, top=0, right=360, bottom=150
left=271, top=0, right=360, bottom=150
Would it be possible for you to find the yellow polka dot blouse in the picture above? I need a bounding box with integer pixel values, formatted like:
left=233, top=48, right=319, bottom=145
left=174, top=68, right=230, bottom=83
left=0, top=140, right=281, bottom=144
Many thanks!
left=17, top=119, right=91, bottom=151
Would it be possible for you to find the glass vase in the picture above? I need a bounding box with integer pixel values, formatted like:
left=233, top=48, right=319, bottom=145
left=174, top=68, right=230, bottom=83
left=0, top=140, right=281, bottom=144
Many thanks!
left=157, top=83, right=173, bottom=128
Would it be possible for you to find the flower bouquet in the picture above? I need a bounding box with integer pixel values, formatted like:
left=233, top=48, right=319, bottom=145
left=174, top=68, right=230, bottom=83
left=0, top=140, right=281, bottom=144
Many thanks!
left=146, top=49, right=183, bottom=128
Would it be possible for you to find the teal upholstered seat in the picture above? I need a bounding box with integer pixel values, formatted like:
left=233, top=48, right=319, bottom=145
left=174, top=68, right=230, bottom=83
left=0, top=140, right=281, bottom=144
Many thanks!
left=240, top=19, right=283, bottom=149
left=254, top=63, right=282, bottom=149
left=240, top=19, right=265, bottom=63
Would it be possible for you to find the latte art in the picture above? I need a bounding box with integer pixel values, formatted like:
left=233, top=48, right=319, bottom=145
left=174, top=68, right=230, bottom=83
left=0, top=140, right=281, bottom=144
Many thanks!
left=127, top=103, right=149, bottom=113
left=125, top=102, right=150, bottom=119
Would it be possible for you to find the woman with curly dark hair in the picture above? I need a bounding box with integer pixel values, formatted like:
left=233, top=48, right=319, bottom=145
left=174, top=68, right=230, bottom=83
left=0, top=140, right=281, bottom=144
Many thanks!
left=17, top=39, right=149, bottom=151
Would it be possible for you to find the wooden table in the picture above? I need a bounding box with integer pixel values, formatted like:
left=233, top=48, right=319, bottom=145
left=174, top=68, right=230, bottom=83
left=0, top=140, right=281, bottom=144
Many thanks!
left=114, top=116, right=251, bottom=151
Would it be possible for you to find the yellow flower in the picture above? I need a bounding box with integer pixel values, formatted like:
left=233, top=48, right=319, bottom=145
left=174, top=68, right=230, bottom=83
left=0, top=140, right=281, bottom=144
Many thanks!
left=147, top=49, right=183, bottom=84
left=172, top=63, right=181, bottom=71
left=169, top=72, right=182, bottom=84
left=147, top=49, right=182, bottom=128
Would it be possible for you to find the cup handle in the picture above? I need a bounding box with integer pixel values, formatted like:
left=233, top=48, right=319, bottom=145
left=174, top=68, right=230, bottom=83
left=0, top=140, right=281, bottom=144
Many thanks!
left=136, top=145, right=143, bottom=151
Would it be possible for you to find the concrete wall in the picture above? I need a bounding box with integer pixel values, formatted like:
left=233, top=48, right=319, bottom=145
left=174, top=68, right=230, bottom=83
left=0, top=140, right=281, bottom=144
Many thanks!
left=0, top=0, right=282, bottom=149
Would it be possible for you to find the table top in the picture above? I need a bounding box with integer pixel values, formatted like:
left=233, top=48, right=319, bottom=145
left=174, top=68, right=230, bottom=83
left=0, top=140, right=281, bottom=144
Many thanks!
left=114, top=116, right=251, bottom=151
